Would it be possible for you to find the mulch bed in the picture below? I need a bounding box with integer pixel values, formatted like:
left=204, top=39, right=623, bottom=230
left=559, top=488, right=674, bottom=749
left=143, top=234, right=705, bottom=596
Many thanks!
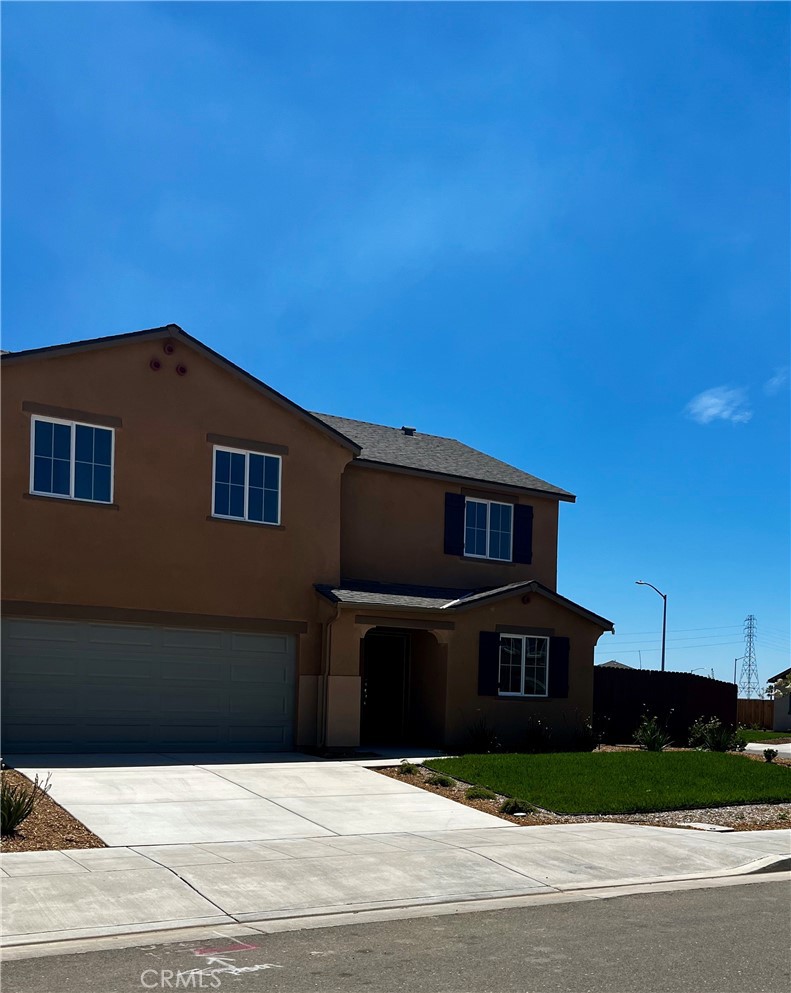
left=0, top=769, right=105, bottom=853
left=378, top=748, right=791, bottom=833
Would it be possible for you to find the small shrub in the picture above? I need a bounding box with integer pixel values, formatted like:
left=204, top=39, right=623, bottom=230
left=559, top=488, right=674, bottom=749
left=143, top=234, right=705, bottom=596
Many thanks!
left=689, top=716, right=744, bottom=752
left=499, top=797, right=532, bottom=815
left=426, top=773, right=455, bottom=788
left=465, top=786, right=497, bottom=801
left=1, top=773, right=51, bottom=835
left=633, top=715, right=672, bottom=752
left=462, top=717, right=502, bottom=755
left=520, top=717, right=553, bottom=754
left=763, top=749, right=779, bottom=763
left=397, top=761, right=419, bottom=776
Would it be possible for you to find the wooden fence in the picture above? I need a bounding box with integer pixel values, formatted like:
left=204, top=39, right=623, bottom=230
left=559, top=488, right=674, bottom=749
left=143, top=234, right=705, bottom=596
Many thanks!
left=736, top=698, right=773, bottom=729
left=593, top=668, right=737, bottom=745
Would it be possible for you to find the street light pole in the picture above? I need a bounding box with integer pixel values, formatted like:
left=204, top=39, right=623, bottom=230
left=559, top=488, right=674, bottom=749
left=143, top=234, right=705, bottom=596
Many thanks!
left=635, top=580, right=668, bottom=672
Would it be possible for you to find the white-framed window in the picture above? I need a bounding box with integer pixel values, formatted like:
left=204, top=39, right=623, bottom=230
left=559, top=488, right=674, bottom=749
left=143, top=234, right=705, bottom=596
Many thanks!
left=498, top=634, right=549, bottom=697
left=30, top=416, right=114, bottom=504
left=212, top=446, right=281, bottom=525
left=464, top=497, right=513, bottom=561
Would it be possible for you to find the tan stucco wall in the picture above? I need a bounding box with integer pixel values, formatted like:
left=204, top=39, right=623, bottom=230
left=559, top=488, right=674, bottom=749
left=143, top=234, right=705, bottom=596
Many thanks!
left=446, top=596, right=607, bottom=749
left=323, top=595, right=607, bottom=749
left=1, top=337, right=354, bottom=745
left=338, top=465, right=560, bottom=590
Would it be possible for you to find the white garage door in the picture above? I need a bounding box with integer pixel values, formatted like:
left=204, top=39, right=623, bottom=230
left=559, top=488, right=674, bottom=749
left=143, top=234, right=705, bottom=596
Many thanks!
left=1, top=619, right=296, bottom=753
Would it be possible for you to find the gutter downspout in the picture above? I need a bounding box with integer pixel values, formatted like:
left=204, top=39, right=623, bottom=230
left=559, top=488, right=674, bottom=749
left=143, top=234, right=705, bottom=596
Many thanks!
left=318, top=602, right=341, bottom=750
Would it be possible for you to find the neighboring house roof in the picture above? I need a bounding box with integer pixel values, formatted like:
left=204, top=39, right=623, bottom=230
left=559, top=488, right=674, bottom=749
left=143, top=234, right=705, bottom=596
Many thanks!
left=769, top=667, right=791, bottom=682
left=315, top=579, right=614, bottom=630
left=597, top=660, right=634, bottom=669
left=311, top=413, right=575, bottom=501
left=2, top=325, right=361, bottom=456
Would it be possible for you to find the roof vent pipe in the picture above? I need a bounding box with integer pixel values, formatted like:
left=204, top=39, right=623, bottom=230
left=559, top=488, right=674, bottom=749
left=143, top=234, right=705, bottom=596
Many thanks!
left=401, top=426, right=416, bottom=436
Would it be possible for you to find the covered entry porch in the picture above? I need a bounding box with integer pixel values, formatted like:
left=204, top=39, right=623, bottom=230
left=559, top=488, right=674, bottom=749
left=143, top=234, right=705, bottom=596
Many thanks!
left=317, top=590, right=454, bottom=750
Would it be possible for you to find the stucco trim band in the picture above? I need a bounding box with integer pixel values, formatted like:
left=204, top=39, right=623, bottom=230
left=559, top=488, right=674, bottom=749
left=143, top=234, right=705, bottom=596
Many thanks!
left=353, top=614, right=455, bottom=631
left=1, top=600, right=309, bottom=634
left=22, top=400, right=123, bottom=428
left=206, top=433, right=289, bottom=456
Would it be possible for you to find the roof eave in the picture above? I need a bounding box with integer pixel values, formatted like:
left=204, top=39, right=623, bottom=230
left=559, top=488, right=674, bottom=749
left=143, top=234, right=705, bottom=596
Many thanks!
left=3, top=325, right=362, bottom=456
left=349, top=458, right=576, bottom=502
left=450, top=580, right=615, bottom=630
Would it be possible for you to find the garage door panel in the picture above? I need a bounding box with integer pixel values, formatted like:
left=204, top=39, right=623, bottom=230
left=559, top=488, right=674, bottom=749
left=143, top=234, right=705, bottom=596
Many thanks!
left=4, top=620, right=81, bottom=644
left=227, top=723, right=289, bottom=745
left=231, top=632, right=290, bottom=654
left=230, top=663, right=293, bottom=685
left=3, top=655, right=83, bottom=678
left=1, top=619, right=296, bottom=753
left=162, top=629, right=227, bottom=651
left=81, top=658, right=156, bottom=680
left=87, top=624, right=157, bottom=647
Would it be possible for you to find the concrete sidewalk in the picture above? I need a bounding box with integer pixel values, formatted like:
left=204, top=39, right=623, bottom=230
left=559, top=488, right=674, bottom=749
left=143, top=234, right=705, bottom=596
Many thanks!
left=2, top=824, right=789, bottom=947
left=745, top=742, right=791, bottom=757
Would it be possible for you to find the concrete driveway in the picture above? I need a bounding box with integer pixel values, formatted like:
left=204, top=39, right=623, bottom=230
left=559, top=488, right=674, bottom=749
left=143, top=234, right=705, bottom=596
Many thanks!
left=6, top=752, right=506, bottom=846
left=3, top=754, right=790, bottom=947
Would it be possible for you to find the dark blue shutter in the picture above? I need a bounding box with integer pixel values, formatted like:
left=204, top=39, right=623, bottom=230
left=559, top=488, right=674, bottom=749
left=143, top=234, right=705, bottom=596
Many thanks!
left=478, top=631, right=500, bottom=696
left=512, top=504, right=533, bottom=564
left=548, top=637, right=570, bottom=698
left=444, top=492, right=465, bottom=556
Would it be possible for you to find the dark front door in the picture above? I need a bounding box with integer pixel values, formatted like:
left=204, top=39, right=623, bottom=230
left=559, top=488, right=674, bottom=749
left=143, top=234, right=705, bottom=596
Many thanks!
left=361, top=632, right=409, bottom=745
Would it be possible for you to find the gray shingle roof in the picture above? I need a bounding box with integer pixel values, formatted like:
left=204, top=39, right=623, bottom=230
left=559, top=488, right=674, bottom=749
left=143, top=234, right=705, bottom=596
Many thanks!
left=316, top=580, right=614, bottom=629
left=316, top=581, right=472, bottom=610
left=312, top=413, right=574, bottom=500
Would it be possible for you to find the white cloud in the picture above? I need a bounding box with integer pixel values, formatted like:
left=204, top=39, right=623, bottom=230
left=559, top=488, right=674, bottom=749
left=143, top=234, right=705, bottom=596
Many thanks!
left=764, top=368, right=789, bottom=396
left=685, top=386, right=752, bottom=425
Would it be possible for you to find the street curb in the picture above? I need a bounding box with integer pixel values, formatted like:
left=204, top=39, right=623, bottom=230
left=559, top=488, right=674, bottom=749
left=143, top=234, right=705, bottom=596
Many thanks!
left=2, top=853, right=788, bottom=953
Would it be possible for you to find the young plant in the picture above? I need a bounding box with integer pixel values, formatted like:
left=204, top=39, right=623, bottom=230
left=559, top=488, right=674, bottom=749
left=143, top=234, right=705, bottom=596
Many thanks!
left=499, top=797, right=532, bottom=815
left=426, top=773, right=455, bottom=789
left=763, top=748, right=779, bottom=763
left=1, top=773, right=51, bottom=835
left=689, top=716, right=745, bottom=752
left=633, top=715, right=672, bottom=752
left=465, top=786, right=497, bottom=801
left=397, top=761, right=419, bottom=776
left=462, top=717, right=503, bottom=755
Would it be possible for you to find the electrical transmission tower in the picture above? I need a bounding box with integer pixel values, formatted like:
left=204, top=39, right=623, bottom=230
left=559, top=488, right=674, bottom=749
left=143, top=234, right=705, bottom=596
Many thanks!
left=738, top=614, right=761, bottom=699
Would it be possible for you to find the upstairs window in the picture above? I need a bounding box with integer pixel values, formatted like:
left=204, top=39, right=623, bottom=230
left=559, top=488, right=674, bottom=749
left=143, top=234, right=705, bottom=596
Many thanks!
left=464, top=497, right=513, bottom=561
left=212, top=447, right=280, bottom=525
left=30, top=417, right=113, bottom=503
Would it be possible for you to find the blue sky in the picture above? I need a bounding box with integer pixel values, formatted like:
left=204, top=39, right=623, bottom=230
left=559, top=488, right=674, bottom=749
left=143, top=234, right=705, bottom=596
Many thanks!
left=3, top=3, right=789, bottom=686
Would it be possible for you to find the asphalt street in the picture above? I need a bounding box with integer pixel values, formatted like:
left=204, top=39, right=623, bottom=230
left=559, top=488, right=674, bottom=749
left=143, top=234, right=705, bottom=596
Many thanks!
left=4, top=879, right=790, bottom=993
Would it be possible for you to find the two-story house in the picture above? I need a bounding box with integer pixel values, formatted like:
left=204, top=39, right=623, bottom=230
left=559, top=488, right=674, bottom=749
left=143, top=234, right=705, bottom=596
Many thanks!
left=1, top=324, right=613, bottom=754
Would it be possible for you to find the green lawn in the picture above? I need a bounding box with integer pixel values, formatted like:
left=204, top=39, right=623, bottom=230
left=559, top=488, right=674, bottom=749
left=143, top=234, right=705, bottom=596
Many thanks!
left=424, top=752, right=791, bottom=815
left=738, top=730, right=791, bottom=744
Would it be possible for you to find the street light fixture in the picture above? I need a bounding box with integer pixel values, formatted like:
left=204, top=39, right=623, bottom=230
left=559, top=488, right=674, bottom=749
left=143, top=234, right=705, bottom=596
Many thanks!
left=635, top=580, right=668, bottom=672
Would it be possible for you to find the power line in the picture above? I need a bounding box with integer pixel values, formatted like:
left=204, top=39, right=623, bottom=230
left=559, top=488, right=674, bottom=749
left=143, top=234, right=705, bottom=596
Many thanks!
left=597, top=642, right=743, bottom=656
left=612, top=625, right=742, bottom=637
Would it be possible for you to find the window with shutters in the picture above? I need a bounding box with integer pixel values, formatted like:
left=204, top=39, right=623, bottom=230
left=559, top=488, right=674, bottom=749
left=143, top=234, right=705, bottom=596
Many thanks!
left=498, top=634, right=549, bottom=697
left=212, top=446, right=281, bottom=525
left=30, top=416, right=114, bottom=503
left=464, top=497, right=513, bottom=561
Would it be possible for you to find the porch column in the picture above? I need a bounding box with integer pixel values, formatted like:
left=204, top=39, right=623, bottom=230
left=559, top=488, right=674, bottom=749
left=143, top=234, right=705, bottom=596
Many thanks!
left=324, top=614, right=374, bottom=748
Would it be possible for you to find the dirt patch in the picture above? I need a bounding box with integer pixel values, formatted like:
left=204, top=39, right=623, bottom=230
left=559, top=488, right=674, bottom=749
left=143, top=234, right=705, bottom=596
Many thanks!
left=378, top=757, right=791, bottom=832
left=1, top=769, right=105, bottom=853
